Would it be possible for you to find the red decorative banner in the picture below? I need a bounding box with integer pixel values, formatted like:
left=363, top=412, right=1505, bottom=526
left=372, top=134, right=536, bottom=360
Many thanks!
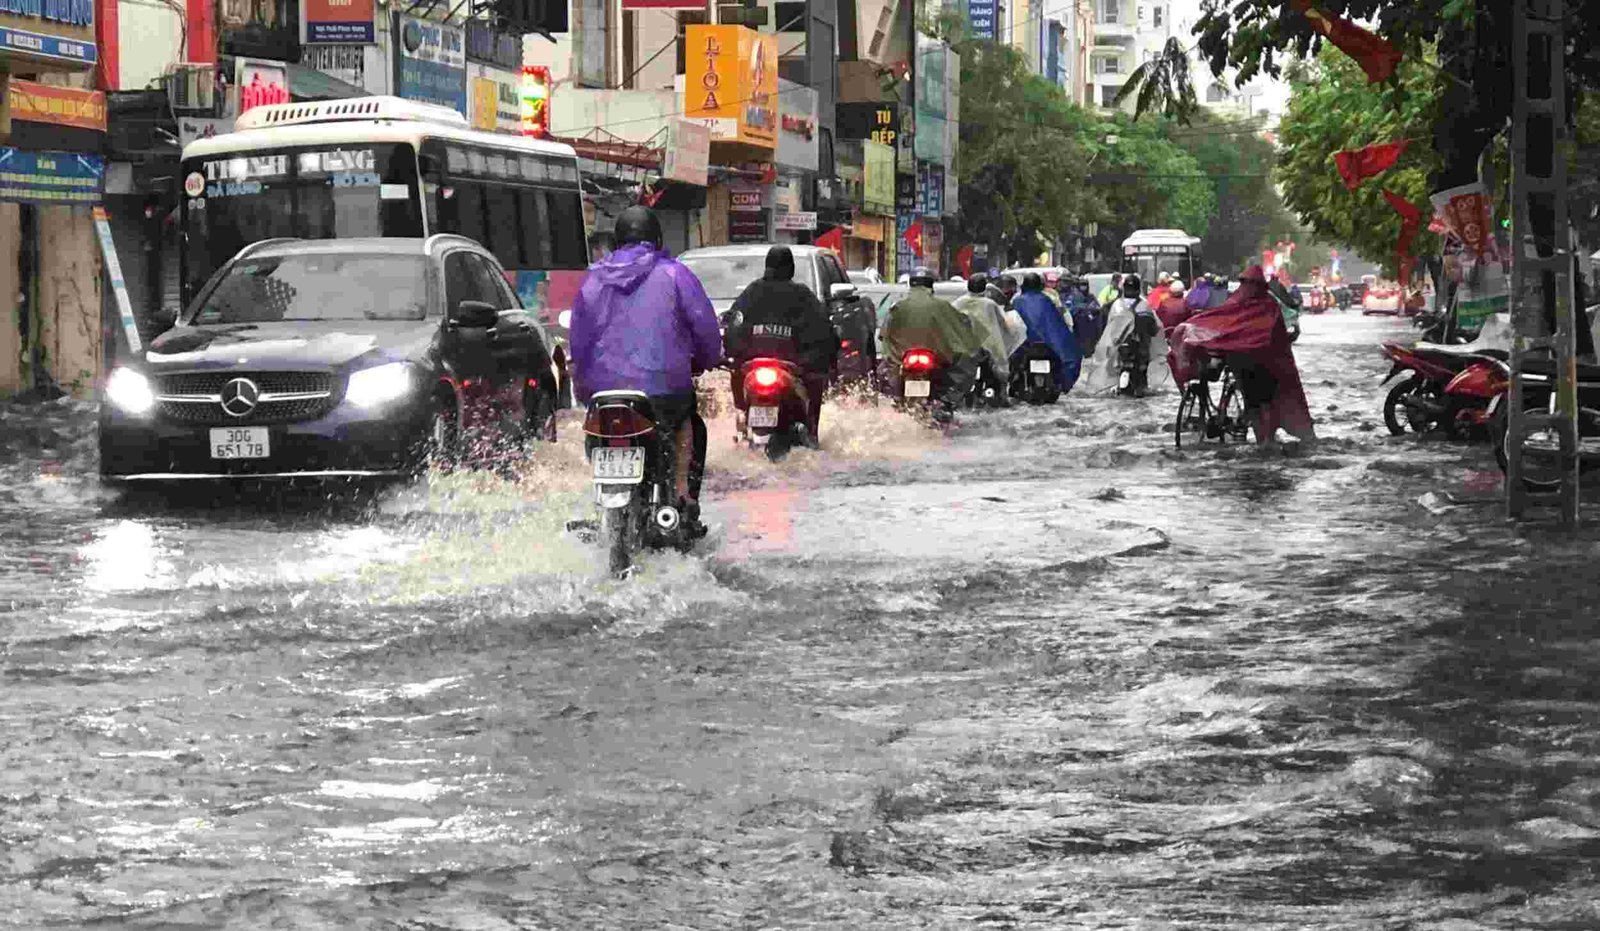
left=815, top=226, right=843, bottom=254
left=1384, top=189, right=1423, bottom=287
left=1334, top=139, right=1408, bottom=191
left=1293, top=0, right=1403, bottom=84
left=903, top=219, right=924, bottom=258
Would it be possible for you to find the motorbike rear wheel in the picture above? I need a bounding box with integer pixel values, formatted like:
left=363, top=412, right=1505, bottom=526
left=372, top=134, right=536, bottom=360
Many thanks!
left=1491, top=400, right=1573, bottom=492
left=602, top=494, right=644, bottom=577
left=1383, top=375, right=1454, bottom=438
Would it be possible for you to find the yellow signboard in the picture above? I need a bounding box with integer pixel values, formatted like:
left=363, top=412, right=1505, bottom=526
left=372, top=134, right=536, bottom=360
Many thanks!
left=471, top=77, right=498, bottom=131
left=683, top=24, right=777, bottom=150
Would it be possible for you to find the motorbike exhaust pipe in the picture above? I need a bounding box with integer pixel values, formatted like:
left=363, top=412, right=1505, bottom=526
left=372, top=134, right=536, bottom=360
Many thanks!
left=654, top=506, right=681, bottom=531
left=1400, top=395, right=1445, bottom=417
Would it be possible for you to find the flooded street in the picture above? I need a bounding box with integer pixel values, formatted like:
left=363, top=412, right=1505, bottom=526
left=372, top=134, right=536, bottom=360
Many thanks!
left=5, top=312, right=1600, bottom=929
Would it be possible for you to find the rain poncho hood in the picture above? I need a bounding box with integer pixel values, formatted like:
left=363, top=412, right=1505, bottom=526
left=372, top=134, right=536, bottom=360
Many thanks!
left=882, top=286, right=984, bottom=369
left=1154, top=291, right=1191, bottom=332
left=1168, top=266, right=1316, bottom=442
left=1185, top=278, right=1214, bottom=312
left=1012, top=290, right=1082, bottom=390
left=953, top=292, right=1027, bottom=379
left=1082, top=297, right=1171, bottom=393
left=568, top=243, right=723, bottom=402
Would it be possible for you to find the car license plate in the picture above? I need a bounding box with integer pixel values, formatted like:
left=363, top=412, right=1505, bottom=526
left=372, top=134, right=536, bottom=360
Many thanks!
left=592, top=447, right=645, bottom=483
left=209, top=427, right=269, bottom=459
left=905, top=379, right=931, bottom=398
left=1030, top=359, right=1053, bottom=374
left=749, top=405, right=780, bottom=429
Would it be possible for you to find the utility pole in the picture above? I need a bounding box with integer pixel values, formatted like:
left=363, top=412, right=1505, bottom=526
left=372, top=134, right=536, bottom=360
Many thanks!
left=1506, top=0, right=1580, bottom=523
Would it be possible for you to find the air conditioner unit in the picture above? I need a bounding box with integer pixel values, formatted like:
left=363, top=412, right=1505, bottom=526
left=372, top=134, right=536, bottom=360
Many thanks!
left=165, top=63, right=217, bottom=112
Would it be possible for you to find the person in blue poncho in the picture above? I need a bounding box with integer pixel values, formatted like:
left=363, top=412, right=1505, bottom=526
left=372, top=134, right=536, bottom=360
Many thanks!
left=1061, top=275, right=1103, bottom=356
left=1010, top=272, right=1082, bottom=392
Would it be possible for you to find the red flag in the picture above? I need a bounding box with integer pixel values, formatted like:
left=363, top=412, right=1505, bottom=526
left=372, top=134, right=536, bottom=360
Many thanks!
left=814, top=226, right=843, bottom=254
left=954, top=244, right=974, bottom=278
left=1384, top=189, right=1422, bottom=286
left=903, top=219, right=924, bottom=258
left=1293, top=0, right=1403, bottom=84
left=1334, top=140, right=1408, bottom=191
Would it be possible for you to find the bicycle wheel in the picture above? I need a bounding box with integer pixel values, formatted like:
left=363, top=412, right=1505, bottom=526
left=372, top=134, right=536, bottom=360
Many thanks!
left=1174, top=383, right=1209, bottom=449
left=1216, top=374, right=1251, bottom=442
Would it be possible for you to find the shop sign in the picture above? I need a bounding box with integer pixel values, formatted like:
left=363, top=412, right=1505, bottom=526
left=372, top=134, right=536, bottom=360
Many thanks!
left=729, top=208, right=768, bottom=242
left=730, top=188, right=764, bottom=212
left=398, top=14, right=467, bottom=116
left=775, top=210, right=816, bottom=231
left=0, top=0, right=95, bottom=71
left=235, top=58, right=289, bottom=117
left=302, top=44, right=367, bottom=89
left=0, top=146, right=102, bottom=205
left=304, top=0, right=375, bottom=43
left=919, top=163, right=943, bottom=216
left=177, top=116, right=230, bottom=147
left=967, top=0, right=995, bottom=40
left=470, top=67, right=520, bottom=133
left=663, top=119, right=710, bottom=186
left=836, top=102, right=898, bottom=147
left=862, top=139, right=894, bottom=214
left=8, top=79, right=103, bottom=131
left=775, top=79, right=818, bottom=172
left=684, top=25, right=777, bottom=149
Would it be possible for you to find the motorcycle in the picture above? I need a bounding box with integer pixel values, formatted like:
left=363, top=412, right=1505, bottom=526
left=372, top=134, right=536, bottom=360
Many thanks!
left=1010, top=342, right=1062, bottom=405
left=1380, top=341, right=1502, bottom=437
left=1114, top=332, right=1147, bottom=396
left=734, top=357, right=811, bottom=461
left=965, top=355, right=1006, bottom=409
left=1489, top=357, right=1600, bottom=491
left=581, top=390, right=691, bottom=576
left=898, top=347, right=955, bottom=422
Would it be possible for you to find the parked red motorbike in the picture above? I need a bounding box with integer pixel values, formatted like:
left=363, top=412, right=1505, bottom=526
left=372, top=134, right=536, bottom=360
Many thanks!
left=1380, top=341, right=1503, bottom=436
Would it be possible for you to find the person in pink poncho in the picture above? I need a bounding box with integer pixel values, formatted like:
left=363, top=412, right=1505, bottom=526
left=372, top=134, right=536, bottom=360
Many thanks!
left=1168, top=265, right=1317, bottom=445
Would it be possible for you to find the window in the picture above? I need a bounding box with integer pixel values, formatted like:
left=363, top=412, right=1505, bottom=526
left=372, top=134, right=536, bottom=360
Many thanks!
left=868, top=1, right=894, bottom=57
left=1100, top=85, right=1120, bottom=108
left=469, top=253, right=518, bottom=308
left=444, top=252, right=501, bottom=313
left=1098, top=56, right=1121, bottom=74
left=1152, top=5, right=1162, bottom=27
left=775, top=1, right=806, bottom=32
left=193, top=254, right=432, bottom=324
left=1099, top=0, right=1117, bottom=24
left=484, top=186, right=520, bottom=267
left=675, top=10, right=707, bottom=74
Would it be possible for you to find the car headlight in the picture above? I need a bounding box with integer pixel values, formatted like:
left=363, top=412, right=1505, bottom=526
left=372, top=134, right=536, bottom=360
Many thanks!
left=106, top=367, right=155, bottom=415
left=345, top=362, right=413, bottom=409
left=557, top=309, right=572, bottom=329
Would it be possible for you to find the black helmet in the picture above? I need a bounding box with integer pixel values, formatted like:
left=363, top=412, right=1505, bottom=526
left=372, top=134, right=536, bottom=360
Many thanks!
left=909, top=266, right=935, bottom=288
left=1021, top=272, right=1044, bottom=292
left=967, top=273, right=989, bottom=294
left=997, top=275, right=1018, bottom=294
left=613, top=205, right=663, bottom=248
left=764, top=245, right=796, bottom=282
left=1121, top=274, right=1143, bottom=298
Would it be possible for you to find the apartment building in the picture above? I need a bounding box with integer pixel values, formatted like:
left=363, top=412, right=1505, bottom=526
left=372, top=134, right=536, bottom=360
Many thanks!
left=1088, top=0, right=1169, bottom=112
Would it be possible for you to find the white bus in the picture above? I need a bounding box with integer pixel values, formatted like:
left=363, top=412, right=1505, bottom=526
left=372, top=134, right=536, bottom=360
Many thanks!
left=1121, top=228, right=1202, bottom=287
left=180, top=96, right=588, bottom=340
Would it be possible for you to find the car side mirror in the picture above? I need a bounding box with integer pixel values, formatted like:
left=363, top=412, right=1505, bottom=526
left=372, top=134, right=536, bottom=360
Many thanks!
left=829, top=282, right=858, bottom=303
left=450, top=300, right=499, bottom=329
left=149, top=305, right=179, bottom=334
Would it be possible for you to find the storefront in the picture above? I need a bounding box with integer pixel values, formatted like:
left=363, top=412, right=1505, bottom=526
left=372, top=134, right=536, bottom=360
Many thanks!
left=0, top=4, right=105, bottom=398
left=684, top=24, right=777, bottom=246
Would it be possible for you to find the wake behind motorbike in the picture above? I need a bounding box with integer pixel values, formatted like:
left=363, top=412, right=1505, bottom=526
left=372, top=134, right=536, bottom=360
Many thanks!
left=1010, top=342, right=1062, bottom=405
left=580, top=390, right=692, bottom=576
left=733, top=357, right=812, bottom=461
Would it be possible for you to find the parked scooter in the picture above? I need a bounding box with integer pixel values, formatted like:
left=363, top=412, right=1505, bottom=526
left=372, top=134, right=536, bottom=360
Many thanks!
left=1488, top=357, right=1600, bottom=491
left=1380, top=342, right=1498, bottom=436
left=581, top=390, right=693, bottom=576
left=733, top=357, right=811, bottom=461
left=1010, top=342, right=1062, bottom=405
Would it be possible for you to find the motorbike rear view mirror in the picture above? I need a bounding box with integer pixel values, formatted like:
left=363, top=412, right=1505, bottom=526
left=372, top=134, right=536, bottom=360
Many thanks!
left=829, top=282, right=857, bottom=302
left=451, top=300, right=499, bottom=329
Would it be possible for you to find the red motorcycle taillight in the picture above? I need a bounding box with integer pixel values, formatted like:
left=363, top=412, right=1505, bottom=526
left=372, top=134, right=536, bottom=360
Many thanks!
left=903, top=349, right=935, bottom=372
left=752, top=365, right=781, bottom=388
left=583, top=404, right=655, bottom=438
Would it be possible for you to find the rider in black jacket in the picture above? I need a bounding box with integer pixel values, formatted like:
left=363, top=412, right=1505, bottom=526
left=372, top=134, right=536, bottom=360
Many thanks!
left=722, top=246, right=840, bottom=445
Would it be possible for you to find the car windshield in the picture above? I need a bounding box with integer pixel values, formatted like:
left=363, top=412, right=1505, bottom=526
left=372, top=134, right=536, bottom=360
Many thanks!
left=680, top=253, right=819, bottom=300
left=190, top=253, right=432, bottom=324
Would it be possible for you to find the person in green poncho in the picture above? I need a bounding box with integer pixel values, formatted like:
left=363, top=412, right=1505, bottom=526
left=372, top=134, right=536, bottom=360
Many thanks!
left=880, top=266, right=984, bottom=420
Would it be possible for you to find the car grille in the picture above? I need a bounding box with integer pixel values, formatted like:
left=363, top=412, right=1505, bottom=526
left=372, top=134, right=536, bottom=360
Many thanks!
left=153, top=371, right=338, bottom=426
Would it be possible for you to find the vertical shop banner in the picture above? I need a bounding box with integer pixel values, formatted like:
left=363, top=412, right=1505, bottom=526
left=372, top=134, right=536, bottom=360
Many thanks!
left=919, top=164, right=943, bottom=217
left=305, top=0, right=376, bottom=43
left=895, top=174, right=917, bottom=274
left=966, top=0, right=995, bottom=39
left=398, top=15, right=467, bottom=116
left=684, top=25, right=778, bottom=149
left=862, top=140, right=894, bottom=214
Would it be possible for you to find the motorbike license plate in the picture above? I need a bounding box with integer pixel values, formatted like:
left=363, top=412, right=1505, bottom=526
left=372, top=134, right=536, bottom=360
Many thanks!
left=749, top=405, right=780, bottom=429
left=591, top=447, right=645, bottom=483
left=1030, top=360, right=1053, bottom=374
left=905, top=379, right=932, bottom=398
left=209, top=427, right=269, bottom=459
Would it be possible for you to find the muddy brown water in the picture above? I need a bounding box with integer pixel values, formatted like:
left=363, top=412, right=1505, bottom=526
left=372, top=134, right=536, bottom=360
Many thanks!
left=2, top=314, right=1599, bottom=928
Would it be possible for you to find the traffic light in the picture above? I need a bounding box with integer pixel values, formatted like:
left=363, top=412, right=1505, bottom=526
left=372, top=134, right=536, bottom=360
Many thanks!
left=521, top=66, right=551, bottom=138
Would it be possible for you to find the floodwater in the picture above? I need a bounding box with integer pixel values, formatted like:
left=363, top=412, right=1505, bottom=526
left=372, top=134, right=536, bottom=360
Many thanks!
left=3, top=313, right=1600, bottom=929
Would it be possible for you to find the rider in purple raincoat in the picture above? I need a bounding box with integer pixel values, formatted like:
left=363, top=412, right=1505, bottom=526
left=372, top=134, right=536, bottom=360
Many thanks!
left=569, top=206, right=722, bottom=532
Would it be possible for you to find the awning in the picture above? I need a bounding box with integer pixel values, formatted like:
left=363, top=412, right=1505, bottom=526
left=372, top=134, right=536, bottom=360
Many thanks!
left=288, top=63, right=367, bottom=101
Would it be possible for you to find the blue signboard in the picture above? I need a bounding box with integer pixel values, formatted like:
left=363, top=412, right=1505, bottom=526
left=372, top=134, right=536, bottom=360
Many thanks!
left=397, top=15, right=468, bottom=116
left=0, top=147, right=103, bottom=205
left=0, top=24, right=96, bottom=66
left=307, top=20, right=374, bottom=43
left=967, top=0, right=995, bottom=40
left=919, top=164, right=943, bottom=217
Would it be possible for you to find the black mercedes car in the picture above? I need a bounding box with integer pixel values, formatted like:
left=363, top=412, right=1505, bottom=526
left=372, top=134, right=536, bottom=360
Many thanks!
left=99, top=235, right=558, bottom=481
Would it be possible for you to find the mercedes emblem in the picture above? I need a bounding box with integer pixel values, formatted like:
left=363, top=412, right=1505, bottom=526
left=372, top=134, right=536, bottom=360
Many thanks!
left=220, top=377, right=261, bottom=417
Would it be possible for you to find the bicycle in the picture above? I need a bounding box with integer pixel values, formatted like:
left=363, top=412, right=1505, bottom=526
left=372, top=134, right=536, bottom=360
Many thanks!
left=1174, top=356, right=1251, bottom=449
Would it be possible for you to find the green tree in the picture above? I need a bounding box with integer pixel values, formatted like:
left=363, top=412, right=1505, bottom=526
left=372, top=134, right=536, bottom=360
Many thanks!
left=1275, top=46, right=1444, bottom=275
left=1168, top=110, right=1296, bottom=271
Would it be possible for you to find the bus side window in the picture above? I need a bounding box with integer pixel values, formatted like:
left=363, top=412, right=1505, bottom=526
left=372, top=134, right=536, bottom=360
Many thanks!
left=453, top=180, right=490, bottom=250
left=546, top=189, right=585, bottom=269
left=519, top=188, right=551, bottom=269
left=483, top=183, right=520, bottom=268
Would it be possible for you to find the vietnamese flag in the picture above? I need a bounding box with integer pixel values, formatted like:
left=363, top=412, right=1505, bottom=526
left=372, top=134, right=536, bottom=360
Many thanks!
left=954, top=244, right=974, bottom=278
left=1293, top=0, right=1403, bottom=84
left=815, top=226, right=843, bottom=254
left=1334, top=140, right=1408, bottom=191
left=903, top=219, right=924, bottom=258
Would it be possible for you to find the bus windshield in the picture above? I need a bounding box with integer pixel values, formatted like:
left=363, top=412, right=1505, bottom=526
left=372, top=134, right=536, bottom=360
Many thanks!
left=182, top=143, right=424, bottom=301
left=1127, top=253, right=1195, bottom=285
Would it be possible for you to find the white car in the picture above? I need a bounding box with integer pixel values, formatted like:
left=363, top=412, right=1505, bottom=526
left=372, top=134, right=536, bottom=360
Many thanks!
left=848, top=268, right=884, bottom=285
